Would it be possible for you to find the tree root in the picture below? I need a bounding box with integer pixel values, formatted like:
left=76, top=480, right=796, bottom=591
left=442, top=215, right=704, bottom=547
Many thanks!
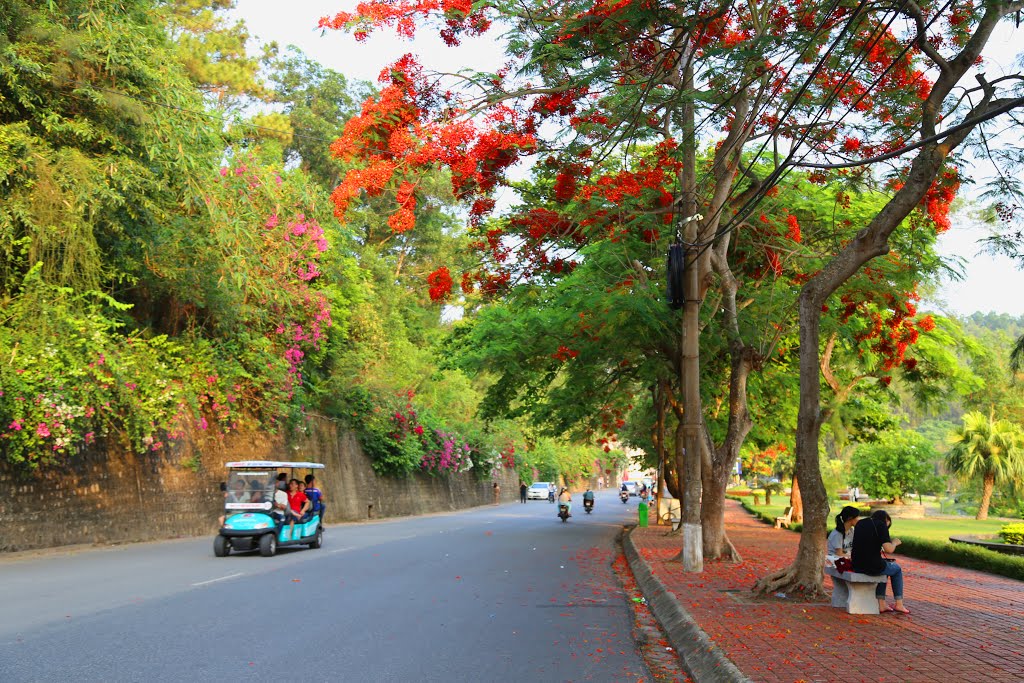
left=705, top=537, right=742, bottom=563
left=752, top=563, right=828, bottom=601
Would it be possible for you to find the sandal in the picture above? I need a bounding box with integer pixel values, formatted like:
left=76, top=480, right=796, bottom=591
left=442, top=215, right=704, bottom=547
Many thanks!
left=879, top=606, right=895, bottom=613
left=893, top=606, right=911, bottom=614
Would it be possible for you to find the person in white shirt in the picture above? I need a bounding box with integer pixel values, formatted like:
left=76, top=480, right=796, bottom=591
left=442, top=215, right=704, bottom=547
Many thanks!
left=828, top=506, right=860, bottom=558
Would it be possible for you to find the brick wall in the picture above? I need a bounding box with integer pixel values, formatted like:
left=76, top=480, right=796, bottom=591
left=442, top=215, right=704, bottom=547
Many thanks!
left=0, top=415, right=519, bottom=552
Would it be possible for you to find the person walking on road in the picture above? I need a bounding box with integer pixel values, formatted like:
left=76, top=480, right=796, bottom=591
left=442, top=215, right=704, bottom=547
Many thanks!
left=493, top=482, right=501, bottom=505
left=519, top=482, right=528, bottom=503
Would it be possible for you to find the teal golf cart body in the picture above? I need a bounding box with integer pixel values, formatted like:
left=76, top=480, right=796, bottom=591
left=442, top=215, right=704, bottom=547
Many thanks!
left=214, top=460, right=325, bottom=557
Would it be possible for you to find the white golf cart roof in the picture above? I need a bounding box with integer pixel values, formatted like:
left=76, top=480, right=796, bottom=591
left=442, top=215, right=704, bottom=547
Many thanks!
left=225, top=461, right=325, bottom=469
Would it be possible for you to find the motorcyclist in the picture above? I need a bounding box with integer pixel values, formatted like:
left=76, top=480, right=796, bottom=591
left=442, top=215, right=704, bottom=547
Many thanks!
left=583, top=489, right=595, bottom=509
left=558, top=487, right=572, bottom=517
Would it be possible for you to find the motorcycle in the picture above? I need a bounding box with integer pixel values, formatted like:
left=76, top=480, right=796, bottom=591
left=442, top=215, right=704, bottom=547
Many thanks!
left=620, top=490, right=629, bottom=503
left=558, top=503, right=570, bottom=522
left=583, top=498, right=594, bottom=514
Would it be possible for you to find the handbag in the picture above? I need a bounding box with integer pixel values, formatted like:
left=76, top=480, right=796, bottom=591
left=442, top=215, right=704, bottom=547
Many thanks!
left=834, top=556, right=853, bottom=573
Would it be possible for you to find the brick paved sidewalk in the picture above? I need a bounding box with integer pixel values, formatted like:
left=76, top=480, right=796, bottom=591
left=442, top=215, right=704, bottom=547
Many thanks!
left=629, top=499, right=1024, bottom=683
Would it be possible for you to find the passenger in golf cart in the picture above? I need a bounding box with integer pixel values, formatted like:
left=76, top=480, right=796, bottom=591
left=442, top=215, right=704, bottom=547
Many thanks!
left=214, top=460, right=325, bottom=558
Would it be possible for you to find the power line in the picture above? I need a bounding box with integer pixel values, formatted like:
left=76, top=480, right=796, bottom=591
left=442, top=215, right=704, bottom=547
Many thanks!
left=685, top=0, right=964, bottom=260
left=793, top=95, right=1024, bottom=170
left=679, top=0, right=897, bottom=254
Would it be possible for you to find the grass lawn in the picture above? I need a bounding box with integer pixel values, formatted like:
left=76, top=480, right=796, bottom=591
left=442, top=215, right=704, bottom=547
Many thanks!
left=733, top=498, right=1011, bottom=541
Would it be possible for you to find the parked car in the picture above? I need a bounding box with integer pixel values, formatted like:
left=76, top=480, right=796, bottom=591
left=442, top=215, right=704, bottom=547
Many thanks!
left=527, top=482, right=553, bottom=500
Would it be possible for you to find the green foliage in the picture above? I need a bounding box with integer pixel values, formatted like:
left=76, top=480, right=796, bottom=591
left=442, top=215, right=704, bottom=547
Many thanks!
left=850, top=430, right=936, bottom=502
left=0, top=266, right=208, bottom=466
left=999, top=523, right=1024, bottom=545
left=159, top=0, right=267, bottom=101
left=0, top=1, right=358, bottom=468
left=896, top=537, right=1024, bottom=583
left=946, top=412, right=1024, bottom=491
left=263, top=47, right=367, bottom=191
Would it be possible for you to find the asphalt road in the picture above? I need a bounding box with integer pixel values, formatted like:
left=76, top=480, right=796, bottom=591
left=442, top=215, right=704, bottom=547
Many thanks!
left=0, top=491, right=654, bottom=682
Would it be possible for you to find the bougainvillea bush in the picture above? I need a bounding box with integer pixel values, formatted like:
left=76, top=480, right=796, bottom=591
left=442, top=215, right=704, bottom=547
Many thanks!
left=0, top=156, right=338, bottom=468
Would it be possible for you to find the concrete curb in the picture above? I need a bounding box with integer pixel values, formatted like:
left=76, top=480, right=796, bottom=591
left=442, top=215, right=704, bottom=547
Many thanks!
left=623, top=527, right=753, bottom=683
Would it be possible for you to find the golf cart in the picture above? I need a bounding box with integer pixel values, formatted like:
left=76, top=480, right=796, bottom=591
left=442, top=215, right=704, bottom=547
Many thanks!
left=214, top=460, right=325, bottom=557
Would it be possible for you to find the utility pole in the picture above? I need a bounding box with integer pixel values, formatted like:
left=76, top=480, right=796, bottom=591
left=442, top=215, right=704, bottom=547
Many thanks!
left=679, top=57, right=703, bottom=573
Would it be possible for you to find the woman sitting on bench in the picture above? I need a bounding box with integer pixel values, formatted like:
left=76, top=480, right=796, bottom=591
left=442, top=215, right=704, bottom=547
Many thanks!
left=828, top=506, right=860, bottom=559
left=852, top=510, right=910, bottom=614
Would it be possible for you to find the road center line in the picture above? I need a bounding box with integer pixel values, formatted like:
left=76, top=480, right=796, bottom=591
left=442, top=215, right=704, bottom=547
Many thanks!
left=191, top=572, right=244, bottom=587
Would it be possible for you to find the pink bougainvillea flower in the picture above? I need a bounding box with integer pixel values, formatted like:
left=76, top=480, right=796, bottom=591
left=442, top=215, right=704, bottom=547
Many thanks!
left=36, top=423, right=51, bottom=438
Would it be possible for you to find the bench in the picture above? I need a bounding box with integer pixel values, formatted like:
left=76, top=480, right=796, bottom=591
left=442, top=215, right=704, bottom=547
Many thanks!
left=774, top=506, right=793, bottom=529
left=824, top=566, right=888, bottom=614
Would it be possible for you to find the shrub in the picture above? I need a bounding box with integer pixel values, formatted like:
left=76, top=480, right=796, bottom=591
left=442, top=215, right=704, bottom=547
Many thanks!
left=898, top=537, right=1024, bottom=583
left=999, top=523, right=1024, bottom=546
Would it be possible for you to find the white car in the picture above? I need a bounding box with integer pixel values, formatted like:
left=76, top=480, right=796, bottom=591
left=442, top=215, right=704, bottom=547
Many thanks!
left=527, top=482, right=553, bottom=500
left=622, top=481, right=638, bottom=496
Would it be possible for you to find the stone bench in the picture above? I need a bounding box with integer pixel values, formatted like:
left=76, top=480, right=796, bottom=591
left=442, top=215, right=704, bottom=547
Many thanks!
left=824, top=566, right=888, bottom=614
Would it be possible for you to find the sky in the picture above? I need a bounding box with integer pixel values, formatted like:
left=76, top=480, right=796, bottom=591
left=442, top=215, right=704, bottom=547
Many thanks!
left=232, top=0, right=1024, bottom=317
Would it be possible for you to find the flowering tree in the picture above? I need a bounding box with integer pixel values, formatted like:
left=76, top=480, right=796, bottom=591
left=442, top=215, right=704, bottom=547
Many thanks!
left=321, top=0, right=1024, bottom=588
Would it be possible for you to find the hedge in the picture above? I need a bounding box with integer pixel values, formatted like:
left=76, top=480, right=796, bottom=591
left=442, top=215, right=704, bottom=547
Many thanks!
left=999, top=523, right=1024, bottom=546
left=897, top=537, right=1024, bottom=583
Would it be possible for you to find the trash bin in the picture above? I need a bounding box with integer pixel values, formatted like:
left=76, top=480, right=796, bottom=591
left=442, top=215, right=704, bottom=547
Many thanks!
left=638, top=500, right=649, bottom=527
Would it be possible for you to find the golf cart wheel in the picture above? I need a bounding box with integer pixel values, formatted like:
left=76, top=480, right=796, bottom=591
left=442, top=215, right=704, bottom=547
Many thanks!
left=310, top=526, right=323, bottom=549
left=213, top=535, right=230, bottom=557
left=259, top=532, right=277, bottom=557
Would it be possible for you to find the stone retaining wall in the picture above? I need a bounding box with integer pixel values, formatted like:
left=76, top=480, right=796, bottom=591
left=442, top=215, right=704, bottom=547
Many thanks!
left=0, top=415, right=518, bottom=552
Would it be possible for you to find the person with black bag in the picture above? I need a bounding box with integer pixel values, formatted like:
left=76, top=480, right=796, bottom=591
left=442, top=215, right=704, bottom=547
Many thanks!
left=852, top=509, right=910, bottom=614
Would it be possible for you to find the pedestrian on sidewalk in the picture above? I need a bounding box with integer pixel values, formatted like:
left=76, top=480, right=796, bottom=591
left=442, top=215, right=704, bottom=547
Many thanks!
left=493, top=482, right=500, bottom=505
left=519, top=482, right=528, bottom=503
left=852, top=509, right=910, bottom=614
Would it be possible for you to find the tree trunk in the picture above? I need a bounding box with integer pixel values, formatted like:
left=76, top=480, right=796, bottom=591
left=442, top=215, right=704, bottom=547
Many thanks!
left=764, top=488, right=771, bottom=506
left=663, top=443, right=682, bottom=500
left=701, top=456, right=741, bottom=561
left=673, top=55, right=703, bottom=573
left=789, top=475, right=803, bottom=525
left=977, top=472, right=995, bottom=520
left=753, top=84, right=989, bottom=597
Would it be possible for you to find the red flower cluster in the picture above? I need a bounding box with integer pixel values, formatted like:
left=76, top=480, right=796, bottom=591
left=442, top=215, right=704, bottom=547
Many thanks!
left=922, top=170, right=960, bottom=234
left=327, top=54, right=536, bottom=239
left=427, top=266, right=454, bottom=302
left=552, top=345, right=580, bottom=361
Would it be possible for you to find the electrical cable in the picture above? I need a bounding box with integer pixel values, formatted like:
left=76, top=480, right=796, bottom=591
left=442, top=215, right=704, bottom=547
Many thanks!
left=675, top=0, right=895, bottom=255
left=683, top=0, right=964, bottom=260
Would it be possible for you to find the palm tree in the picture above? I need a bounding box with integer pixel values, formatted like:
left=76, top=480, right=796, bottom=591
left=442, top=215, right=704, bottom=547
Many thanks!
left=946, top=411, right=1024, bottom=520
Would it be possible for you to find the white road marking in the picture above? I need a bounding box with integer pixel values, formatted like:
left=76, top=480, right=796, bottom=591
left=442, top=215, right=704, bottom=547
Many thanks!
left=191, top=572, right=244, bottom=587
left=328, top=546, right=357, bottom=554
